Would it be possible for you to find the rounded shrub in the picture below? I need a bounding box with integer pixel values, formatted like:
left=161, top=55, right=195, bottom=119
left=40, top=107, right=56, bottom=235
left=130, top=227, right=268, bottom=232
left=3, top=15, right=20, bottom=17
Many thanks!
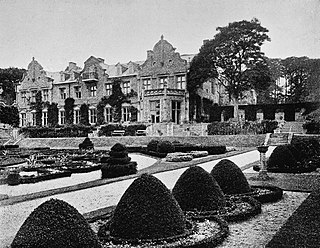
left=267, top=145, right=298, bottom=172
left=111, top=143, right=126, bottom=152
left=210, top=159, right=251, bottom=195
left=172, top=166, right=226, bottom=212
left=157, top=140, right=175, bottom=154
left=147, top=139, right=160, bottom=152
left=109, top=173, right=187, bottom=240
left=11, top=198, right=100, bottom=248
left=108, top=150, right=129, bottom=158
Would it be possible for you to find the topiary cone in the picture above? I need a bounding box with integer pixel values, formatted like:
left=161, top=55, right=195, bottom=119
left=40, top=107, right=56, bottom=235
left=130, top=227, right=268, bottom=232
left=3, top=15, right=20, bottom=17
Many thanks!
left=172, top=166, right=226, bottom=211
left=109, top=173, right=187, bottom=240
left=210, top=159, right=251, bottom=195
left=11, top=198, right=101, bottom=248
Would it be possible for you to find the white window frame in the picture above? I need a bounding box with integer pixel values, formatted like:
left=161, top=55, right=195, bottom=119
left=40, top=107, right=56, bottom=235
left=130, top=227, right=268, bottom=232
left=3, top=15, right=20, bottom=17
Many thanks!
left=74, top=109, right=80, bottom=124
left=42, top=111, right=48, bottom=126
left=143, top=78, right=151, bottom=90
left=122, top=106, right=130, bottom=122
left=122, top=81, right=130, bottom=94
left=89, top=108, right=97, bottom=124
left=60, top=88, right=66, bottom=99
left=105, top=107, right=112, bottom=123
left=74, top=86, right=81, bottom=99
left=176, top=75, right=186, bottom=90
left=105, top=83, right=112, bottom=96
left=90, top=85, right=97, bottom=97
left=42, top=89, right=49, bottom=101
left=21, top=113, right=27, bottom=126
left=59, top=110, right=66, bottom=125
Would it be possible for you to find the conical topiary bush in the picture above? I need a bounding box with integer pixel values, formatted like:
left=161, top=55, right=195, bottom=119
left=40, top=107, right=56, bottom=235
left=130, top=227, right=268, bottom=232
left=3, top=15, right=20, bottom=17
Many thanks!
left=211, top=159, right=283, bottom=204
left=109, top=173, right=187, bottom=240
left=101, top=143, right=137, bottom=178
left=267, top=145, right=298, bottom=172
left=172, top=166, right=226, bottom=211
left=11, top=198, right=101, bottom=248
left=210, top=159, right=251, bottom=195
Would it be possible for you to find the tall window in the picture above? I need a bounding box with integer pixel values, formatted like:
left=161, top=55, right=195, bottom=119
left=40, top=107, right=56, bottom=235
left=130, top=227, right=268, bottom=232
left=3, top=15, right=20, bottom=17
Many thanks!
left=176, top=75, right=186, bottom=89
left=21, top=92, right=26, bottom=103
left=42, top=111, right=48, bottom=126
left=105, top=107, right=112, bottom=123
left=32, top=112, right=36, bottom=126
left=42, top=89, right=49, bottom=101
left=21, top=113, right=26, bottom=126
left=159, top=78, right=166, bottom=89
left=60, top=110, right=66, bottom=125
left=150, top=100, right=160, bottom=123
left=143, top=78, right=151, bottom=90
left=74, top=86, right=81, bottom=99
left=123, top=81, right=130, bottom=94
left=105, top=83, right=112, bottom=96
left=89, top=108, right=97, bottom=124
left=74, top=109, right=80, bottom=124
left=122, top=107, right=130, bottom=122
left=90, top=85, right=97, bottom=97
left=172, top=101, right=181, bottom=124
left=31, top=90, right=37, bottom=102
left=60, top=88, right=66, bottom=99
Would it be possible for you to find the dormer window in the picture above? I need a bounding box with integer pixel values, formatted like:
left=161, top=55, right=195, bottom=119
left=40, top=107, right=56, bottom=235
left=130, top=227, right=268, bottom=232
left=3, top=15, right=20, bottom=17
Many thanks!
left=60, top=88, right=66, bottom=99
left=176, top=75, right=186, bottom=89
left=89, top=85, right=97, bottom=97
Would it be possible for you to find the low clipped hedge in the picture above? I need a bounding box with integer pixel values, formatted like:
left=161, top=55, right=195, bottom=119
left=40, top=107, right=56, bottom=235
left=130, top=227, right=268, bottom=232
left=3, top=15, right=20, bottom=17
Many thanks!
left=174, top=144, right=226, bottom=155
left=11, top=199, right=100, bottom=248
left=100, top=162, right=137, bottom=178
left=157, top=140, right=175, bottom=154
left=98, top=124, right=147, bottom=136
left=211, top=159, right=251, bottom=195
left=147, top=139, right=160, bottom=152
left=108, top=173, right=187, bottom=240
left=172, top=166, right=226, bottom=212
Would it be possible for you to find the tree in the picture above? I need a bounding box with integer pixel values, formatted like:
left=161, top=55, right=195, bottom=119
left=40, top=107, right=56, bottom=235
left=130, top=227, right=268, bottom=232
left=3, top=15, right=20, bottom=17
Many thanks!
left=281, top=56, right=312, bottom=103
left=47, top=103, right=58, bottom=127
left=64, top=98, right=75, bottom=125
left=0, top=67, right=26, bottom=105
left=188, top=18, right=271, bottom=120
left=79, top=103, right=89, bottom=126
left=108, top=78, right=129, bottom=122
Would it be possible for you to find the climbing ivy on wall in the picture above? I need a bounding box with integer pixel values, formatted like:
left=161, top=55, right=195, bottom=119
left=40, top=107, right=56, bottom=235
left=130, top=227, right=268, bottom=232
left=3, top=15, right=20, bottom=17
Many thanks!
left=30, top=91, right=42, bottom=126
left=96, top=78, right=130, bottom=124
left=47, top=102, right=58, bottom=127
left=64, top=98, right=75, bottom=125
left=80, top=103, right=89, bottom=126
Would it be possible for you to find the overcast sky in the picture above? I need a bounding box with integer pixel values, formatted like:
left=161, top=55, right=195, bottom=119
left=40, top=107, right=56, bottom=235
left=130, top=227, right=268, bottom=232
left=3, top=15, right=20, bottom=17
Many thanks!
left=0, top=0, right=319, bottom=71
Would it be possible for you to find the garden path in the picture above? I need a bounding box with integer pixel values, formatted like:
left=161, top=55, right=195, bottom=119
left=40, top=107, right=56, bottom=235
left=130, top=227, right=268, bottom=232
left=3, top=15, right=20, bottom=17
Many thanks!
left=0, top=147, right=275, bottom=247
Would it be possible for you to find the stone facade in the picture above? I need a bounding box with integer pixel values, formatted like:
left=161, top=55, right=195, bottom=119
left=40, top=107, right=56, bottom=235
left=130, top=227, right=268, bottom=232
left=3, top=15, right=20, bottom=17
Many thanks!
left=16, top=36, right=252, bottom=127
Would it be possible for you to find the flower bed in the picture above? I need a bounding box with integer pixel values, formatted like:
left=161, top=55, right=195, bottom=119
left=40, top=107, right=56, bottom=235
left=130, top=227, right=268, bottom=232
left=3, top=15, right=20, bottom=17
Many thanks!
left=166, top=153, right=193, bottom=162
left=61, top=161, right=102, bottom=173
left=19, top=168, right=72, bottom=184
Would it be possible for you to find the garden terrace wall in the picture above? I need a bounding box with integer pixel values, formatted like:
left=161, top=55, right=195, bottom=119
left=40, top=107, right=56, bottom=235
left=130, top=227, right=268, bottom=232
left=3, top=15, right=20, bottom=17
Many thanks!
left=17, top=134, right=265, bottom=149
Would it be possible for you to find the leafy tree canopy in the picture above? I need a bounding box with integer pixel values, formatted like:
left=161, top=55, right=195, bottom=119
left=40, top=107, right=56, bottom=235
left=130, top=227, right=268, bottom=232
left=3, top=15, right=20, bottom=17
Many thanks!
left=0, top=67, right=26, bottom=105
left=188, top=18, right=271, bottom=102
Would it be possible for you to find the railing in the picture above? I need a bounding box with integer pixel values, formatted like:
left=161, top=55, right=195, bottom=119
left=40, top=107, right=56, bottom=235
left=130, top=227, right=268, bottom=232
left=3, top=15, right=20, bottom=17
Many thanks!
left=167, top=88, right=185, bottom=96
left=144, top=88, right=165, bottom=97
left=82, top=72, right=98, bottom=81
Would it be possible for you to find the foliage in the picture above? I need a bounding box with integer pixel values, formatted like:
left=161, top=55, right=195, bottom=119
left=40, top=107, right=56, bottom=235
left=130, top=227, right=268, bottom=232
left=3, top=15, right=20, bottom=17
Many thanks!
left=100, top=162, right=137, bottom=178
left=19, top=125, right=94, bottom=138
left=207, top=120, right=277, bottom=135
left=108, top=78, right=129, bottom=122
left=79, top=137, right=94, bottom=150
left=281, top=56, right=312, bottom=103
left=147, top=139, right=160, bottom=152
left=64, top=98, right=75, bottom=125
left=188, top=18, right=271, bottom=119
left=47, top=102, right=58, bottom=127
left=157, top=140, right=175, bottom=154
left=267, top=144, right=317, bottom=173
left=210, top=159, right=251, bottom=194
left=0, top=106, right=19, bottom=126
left=108, top=173, right=187, bottom=240
left=11, top=199, right=100, bottom=248
left=0, top=67, right=26, bottom=104
left=79, top=103, right=89, bottom=126
left=29, top=91, right=43, bottom=126
left=172, top=166, right=226, bottom=211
